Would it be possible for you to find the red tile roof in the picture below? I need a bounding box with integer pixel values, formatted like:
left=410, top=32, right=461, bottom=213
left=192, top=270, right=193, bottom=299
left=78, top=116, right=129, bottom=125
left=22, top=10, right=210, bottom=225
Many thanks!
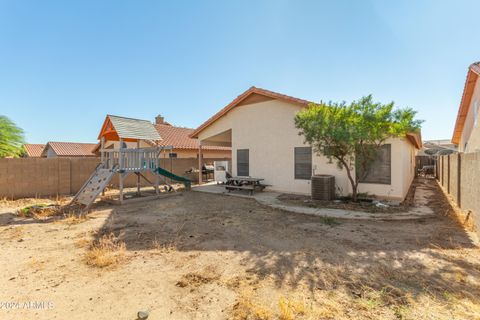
left=189, top=86, right=421, bottom=149
left=190, top=86, right=312, bottom=138
left=155, top=124, right=230, bottom=151
left=23, top=144, right=45, bottom=157
left=452, top=62, right=480, bottom=144
left=43, top=142, right=97, bottom=157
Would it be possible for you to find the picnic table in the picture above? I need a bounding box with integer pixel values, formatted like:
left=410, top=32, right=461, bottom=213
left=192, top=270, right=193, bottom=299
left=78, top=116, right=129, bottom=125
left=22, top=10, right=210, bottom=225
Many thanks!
left=225, top=176, right=268, bottom=195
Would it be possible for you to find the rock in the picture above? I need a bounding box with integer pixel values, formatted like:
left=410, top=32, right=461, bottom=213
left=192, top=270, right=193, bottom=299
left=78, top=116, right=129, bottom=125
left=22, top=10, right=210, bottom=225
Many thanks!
left=374, top=201, right=389, bottom=208
left=137, top=310, right=149, bottom=320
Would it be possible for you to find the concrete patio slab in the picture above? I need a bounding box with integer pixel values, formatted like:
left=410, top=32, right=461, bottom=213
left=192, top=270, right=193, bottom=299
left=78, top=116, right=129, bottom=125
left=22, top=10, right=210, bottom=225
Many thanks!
left=192, top=180, right=435, bottom=220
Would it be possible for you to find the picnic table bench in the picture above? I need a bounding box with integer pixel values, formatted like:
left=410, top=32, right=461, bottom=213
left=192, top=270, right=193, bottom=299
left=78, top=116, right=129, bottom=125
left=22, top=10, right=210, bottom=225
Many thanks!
left=225, top=176, right=269, bottom=195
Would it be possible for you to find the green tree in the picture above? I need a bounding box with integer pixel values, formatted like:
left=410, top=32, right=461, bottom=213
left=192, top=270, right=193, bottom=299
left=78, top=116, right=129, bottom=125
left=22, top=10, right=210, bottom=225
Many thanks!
left=294, top=95, right=422, bottom=201
left=0, top=115, right=25, bottom=158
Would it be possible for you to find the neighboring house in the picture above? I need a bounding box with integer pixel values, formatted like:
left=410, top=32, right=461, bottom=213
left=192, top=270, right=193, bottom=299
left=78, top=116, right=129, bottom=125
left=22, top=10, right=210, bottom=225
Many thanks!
left=96, top=114, right=231, bottom=159
left=452, top=62, right=480, bottom=153
left=191, top=87, right=421, bottom=200
left=154, top=115, right=231, bottom=158
left=23, top=144, right=46, bottom=157
left=41, top=142, right=97, bottom=158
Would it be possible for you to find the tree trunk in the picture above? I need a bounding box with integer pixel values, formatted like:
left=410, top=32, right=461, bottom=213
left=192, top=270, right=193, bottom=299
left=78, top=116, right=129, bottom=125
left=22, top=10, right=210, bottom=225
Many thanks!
left=337, top=157, right=358, bottom=202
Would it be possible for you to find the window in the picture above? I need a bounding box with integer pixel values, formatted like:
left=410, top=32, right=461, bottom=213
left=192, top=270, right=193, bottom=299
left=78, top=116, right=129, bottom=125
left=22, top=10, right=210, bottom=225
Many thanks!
left=356, top=144, right=391, bottom=184
left=169, top=153, right=177, bottom=158
left=294, top=147, right=312, bottom=180
left=237, top=149, right=249, bottom=176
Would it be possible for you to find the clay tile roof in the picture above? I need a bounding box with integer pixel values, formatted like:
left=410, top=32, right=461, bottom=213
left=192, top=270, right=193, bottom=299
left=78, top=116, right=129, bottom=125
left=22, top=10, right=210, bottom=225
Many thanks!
left=452, top=62, right=480, bottom=144
left=155, top=124, right=230, bottom=151
left=190, top=86, right=312, bottom=138
left=43, top=142, right=97, bottom=157
left=23, top=144, right=45, bottom=157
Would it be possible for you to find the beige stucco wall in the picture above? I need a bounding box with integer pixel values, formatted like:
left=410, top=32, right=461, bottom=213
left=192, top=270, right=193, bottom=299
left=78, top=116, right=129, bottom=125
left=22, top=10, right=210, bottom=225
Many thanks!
left=459, top=78, right=480, bottom=153
left=46, top=146, right=57, bottom=158
left=356, top=137, right=416, bottom=199
left=173, top=149, right=231, bottom=159
left=197, top=99, right=418, bottom=200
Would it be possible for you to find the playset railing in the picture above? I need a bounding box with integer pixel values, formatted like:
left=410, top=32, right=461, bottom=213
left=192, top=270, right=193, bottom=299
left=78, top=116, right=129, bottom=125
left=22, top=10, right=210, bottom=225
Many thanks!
left=101, top=147, right=162, bottom=172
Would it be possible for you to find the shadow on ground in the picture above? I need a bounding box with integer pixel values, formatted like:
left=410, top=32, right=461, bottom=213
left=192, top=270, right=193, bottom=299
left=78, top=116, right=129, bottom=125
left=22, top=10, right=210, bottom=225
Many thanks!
left=85, top=178, right=480, bottom=308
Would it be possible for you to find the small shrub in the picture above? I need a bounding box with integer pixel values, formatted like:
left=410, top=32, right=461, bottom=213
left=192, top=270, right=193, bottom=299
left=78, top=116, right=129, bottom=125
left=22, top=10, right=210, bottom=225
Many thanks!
left=84, top=233, right=126, bottom=268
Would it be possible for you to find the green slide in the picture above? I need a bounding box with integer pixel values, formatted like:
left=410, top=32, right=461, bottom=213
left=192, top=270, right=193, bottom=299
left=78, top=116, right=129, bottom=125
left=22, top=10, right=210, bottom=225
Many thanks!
left=154, top=167, right=191, bottom=190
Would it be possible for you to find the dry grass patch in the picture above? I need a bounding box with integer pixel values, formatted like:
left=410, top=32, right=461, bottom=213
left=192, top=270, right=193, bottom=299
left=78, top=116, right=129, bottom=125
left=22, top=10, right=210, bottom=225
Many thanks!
left=176, top=266, right=220, bottom=288
left=84, top=233, right=126, bottom=268
left=232, top=289, right=274, bottom=320
left=232, top=291, right=334, bottom=320
left=57, top=213, right=88, bottom=225
left=1, top=195, right=71, bottom=209
left=278, top=296, right=306, bottom=320
left=150, top=238, right=177, bottom=253
left=17, top=204, right=59, bottom=218
left=75, top=238, right=92, bottom=248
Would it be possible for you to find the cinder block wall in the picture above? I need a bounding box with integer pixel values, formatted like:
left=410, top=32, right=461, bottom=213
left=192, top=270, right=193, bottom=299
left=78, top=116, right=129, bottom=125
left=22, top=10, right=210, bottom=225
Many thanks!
left=0, top=157, right=229, bottom=199
left=0, top=158, right=78, bottom=198
left=442, top=155, right=448, bottom=188
left=449, top=154, right=458, bottom=202
left=437, top=152, right=480, bottom=236
left=460, top=152, right=480, bottom=233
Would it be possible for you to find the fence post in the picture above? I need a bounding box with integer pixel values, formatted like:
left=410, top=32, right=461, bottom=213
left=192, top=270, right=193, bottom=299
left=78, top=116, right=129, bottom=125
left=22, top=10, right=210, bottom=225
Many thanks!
left=457, top=153, right=461, bottom=207
left=441, top=156, right=444, bottom=186
left=447, top=155, right=450, bottom=193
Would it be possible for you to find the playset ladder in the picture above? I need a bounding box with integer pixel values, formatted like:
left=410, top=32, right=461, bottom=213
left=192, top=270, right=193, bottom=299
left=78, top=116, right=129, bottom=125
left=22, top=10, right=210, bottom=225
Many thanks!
left=70, top=164, right=116, bottom=210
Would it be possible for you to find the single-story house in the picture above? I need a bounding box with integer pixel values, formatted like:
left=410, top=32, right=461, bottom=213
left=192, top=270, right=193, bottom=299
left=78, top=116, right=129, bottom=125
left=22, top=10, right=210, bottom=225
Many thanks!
left=452, top=62, right=480, bottom=153
left=41, top=142, right=97, bottom=158
left=96, top=114, right=231, bottom=159
left=154, top=115, right=231, bottom=158
left=23, top=144, right=46, bottom=157
left=191, top=87, right=421, bottom=200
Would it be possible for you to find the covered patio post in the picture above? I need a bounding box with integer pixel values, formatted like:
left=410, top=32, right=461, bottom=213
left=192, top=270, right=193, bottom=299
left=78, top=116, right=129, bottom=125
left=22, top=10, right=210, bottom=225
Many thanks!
left=198, top=143, right=203, bottom=184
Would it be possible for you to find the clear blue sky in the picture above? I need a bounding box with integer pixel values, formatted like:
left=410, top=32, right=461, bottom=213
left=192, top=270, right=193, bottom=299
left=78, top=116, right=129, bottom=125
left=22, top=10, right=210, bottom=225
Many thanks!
left=1, top=0, right=479, bottom=143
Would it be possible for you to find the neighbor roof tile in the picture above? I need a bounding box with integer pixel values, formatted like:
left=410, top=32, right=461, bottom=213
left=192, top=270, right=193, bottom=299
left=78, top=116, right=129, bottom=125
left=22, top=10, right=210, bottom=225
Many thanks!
left=23, top=144, right=45, bottom=157
left=45, top=142, right=97, bottom=156
left=155, top=124, right=230, bottom=151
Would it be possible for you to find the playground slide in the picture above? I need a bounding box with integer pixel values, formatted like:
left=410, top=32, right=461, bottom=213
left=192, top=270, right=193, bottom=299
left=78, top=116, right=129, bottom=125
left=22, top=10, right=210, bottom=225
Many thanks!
left=154, top=167, right=191, bottom=189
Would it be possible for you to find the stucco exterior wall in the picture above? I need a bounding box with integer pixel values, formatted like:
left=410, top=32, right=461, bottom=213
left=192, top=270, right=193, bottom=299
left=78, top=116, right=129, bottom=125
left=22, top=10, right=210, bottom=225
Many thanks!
left=46, top=146, right=57, bottom=158
left=357, top=138, right=416, bottom=199
left=174, top=149, right=231, bottom=159
left=459, top=79, right=480, bottom=153
left=197, top=99, right=417, bottom=200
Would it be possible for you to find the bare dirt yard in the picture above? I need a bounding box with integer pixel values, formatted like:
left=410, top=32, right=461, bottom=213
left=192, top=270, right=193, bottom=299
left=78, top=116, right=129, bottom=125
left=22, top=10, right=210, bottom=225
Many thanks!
left=1, top=179, right=479, bottom=319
